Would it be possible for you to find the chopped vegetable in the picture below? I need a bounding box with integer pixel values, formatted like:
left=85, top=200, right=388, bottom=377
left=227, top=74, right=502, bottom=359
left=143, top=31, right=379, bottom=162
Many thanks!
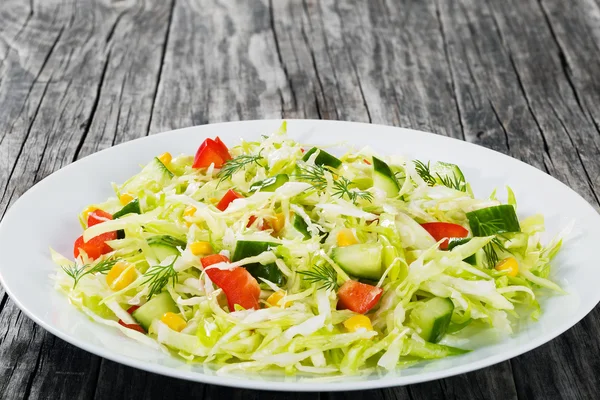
left=53, top=122, right=564, bottom=375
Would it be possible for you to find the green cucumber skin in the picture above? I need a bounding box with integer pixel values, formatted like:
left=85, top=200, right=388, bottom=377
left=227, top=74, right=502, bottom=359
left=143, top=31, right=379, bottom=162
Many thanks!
left=113, top=199, right=141, bottom=219
left=404, top=338, right=468, bottom=359
left=446, top=238, right=476, bottom=265
left=302, top=147, right=342, bottom=168
left=331, top=243, right=383, bottom=280
left=232, top=240, right=285, bottom=285
left=410, top=297, right=454, bottom=343
left=292, top=215, right=311, bottom=239
left=249, top=174, right=289, bottom=192
left=467, top=205, right=521, bottom=236
left=132, top=292, right=179, bottom=331
left=372, top=157, right=400, bottom=197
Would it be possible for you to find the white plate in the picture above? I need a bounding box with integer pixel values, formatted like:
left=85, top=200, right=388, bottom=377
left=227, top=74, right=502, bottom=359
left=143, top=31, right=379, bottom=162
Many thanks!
left=1, top=120, right=599, bottom=392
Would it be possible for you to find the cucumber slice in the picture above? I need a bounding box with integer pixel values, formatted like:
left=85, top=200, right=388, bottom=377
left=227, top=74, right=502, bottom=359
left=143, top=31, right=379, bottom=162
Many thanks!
left=404, top=338, right=468, bottom=358
left=447, top=238, right=476, bottom=265
left=113, top=199, right=141, bottom=219
left=302, top=147, right=342, bottom=168
left=431, top=161, right=467, bottom=192
left=132, top=292, right=179, bottom=331
left=121, top=157, right=174, bottom=194
left=410, top=297, right=454, bottom=343
left=331, top=243, right=383, bottom=280
left=249, top=174, right=289, bottom=192
left=467, top=205, right=520, bottom=236
left=292, top=214, right=311, bottom=239
left=232, top=240, right=284, bottom=285
left=372, top=157, right=399, bottom=197
left=147, top=235, right=186, bottom=260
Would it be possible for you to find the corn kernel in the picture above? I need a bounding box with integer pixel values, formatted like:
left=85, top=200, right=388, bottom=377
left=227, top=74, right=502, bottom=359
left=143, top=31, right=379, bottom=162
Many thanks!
left=158, top=152, right=172, bottom=166
left=161, top=312, right=187, bottom=332
left=269, top=213, right=286, bottom=233
left=82, top=206, right=97, bottom=221
left=184, top=206, right=197, bottom=218
left=119, top=193, right=134, bottom=205
left=267, top=291, right=287, bottom=307
left=106, top=261, right=137, bottom=291
left=337, top=228, right=359, bottom=247
left=209, top=197, right=219, bottom=204
left=495, top=257, right=519, bottom=277
left=343, top=315, right=373, bottom=332
left=190, top=241, right=213, bottom=256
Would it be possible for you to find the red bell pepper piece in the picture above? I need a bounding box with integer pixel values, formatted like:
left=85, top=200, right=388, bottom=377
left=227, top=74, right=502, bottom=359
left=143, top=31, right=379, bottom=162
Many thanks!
left=201, top=254, right=260, bottom=311
left=420, top=222, right=469, bottom=250
left=192, top=138, right=232, bottom=169
left=216, top=189, right=243, bottom=211
left=74, top=210, right=117, bottom=260
left=337, top=280, right=383, bottom=314
left=87, top=209, right=112, bottom=227
left=118, top=305, right=145, bottom=333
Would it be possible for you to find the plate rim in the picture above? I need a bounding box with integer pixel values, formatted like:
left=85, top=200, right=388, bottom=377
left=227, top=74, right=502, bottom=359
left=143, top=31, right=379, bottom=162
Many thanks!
left=1, top=119, right=599, bottom=392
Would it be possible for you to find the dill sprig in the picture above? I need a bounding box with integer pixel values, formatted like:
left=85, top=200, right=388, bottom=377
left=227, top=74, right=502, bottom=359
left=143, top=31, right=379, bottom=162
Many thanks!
left=414, top=160, right=436, bottom=185
left=476, top=219, right=512, bottom=267
left=297, top=164, right=373, bottom=204
left=332, top=176, right=374, bottom=204
left=217, top=153, right=264, bottom=183
left=61, top=258, right=119, bottom=289
left=413, top=160, right=466, bottom=191
left=298, top=264, right=339, bottom=291
left=141, top=256, right=179, bottom=299
left=296, top=164, right=328, bottom=190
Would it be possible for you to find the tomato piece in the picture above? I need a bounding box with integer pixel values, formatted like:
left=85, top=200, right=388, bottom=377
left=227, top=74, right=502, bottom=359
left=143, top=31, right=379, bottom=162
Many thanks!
left=213, top=137, right=232, bottom=161
left=216, top=189, right=243, bottom=211
left=73, top=231, right=117, bottom=260
left=200, top=255, right=260, bottom=311
left=118, top=320, right=146, bottom=333
left=420, top=222, right=469, bottom=250
left=337, top=280, right=383, bottom=314
left=87, top=209, right=113, bottom=227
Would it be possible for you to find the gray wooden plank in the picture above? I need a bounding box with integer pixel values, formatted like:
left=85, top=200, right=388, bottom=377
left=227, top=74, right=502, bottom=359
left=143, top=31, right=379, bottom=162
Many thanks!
left=148, top=0, right=288, bottom=133
left=0, top=0, right=173, bottom=399
left=0, top=0, right=598, bottom=399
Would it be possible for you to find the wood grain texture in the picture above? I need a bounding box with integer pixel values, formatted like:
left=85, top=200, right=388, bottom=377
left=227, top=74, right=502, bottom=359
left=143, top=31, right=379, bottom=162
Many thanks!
left=0, top=0, right=599, bottom=399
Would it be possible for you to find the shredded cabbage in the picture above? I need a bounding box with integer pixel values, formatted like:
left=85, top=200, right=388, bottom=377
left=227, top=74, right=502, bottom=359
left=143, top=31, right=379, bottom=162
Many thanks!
left=53, top=121, right=565, bottom=375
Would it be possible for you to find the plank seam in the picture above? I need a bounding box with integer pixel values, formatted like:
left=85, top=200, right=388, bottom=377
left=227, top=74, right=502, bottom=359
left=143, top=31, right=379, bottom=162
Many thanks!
left=268, top=0, right=294, bottom=114
left=146, top=0, right=176, bottom=136
left=72, top=49, right=111, bottom=162
left=434, top=0, right=466, bottom=140
left=23, top=326, right=43, bottom=399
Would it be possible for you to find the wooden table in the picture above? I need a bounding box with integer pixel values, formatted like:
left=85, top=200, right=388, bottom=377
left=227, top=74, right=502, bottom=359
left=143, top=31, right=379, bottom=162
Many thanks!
left=1, top=0, right=599, bottom=398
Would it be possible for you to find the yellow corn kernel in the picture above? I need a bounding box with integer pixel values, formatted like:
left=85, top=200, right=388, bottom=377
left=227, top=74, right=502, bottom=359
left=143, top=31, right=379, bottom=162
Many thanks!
left=183, top=205, right=197, bottom=217
left=337, top=228, right=359, bottom=247
left=158, top=152, right=172, bottom=166
left=106, top=261, right=137, bottom=291
left=270, top=213, right=286, bottom=233
left=209, top=197, right=219, bottom=204
left=82, top=206, right=97, bottom=222
left=495, top=257, right=519, bottom=277
left=343, top=315, right=373, bottom=332
left=119, top=193, right=134, bottom=205
left=161, top=312, right=187, bottom=332
left=267, top=291, right=287, bottom=307
left=190, top=241, right=213, bottom=256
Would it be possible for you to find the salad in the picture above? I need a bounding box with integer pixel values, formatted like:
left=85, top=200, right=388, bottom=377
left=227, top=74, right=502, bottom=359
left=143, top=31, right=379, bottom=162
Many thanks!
left=52, top=122, right=564, bottom=375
